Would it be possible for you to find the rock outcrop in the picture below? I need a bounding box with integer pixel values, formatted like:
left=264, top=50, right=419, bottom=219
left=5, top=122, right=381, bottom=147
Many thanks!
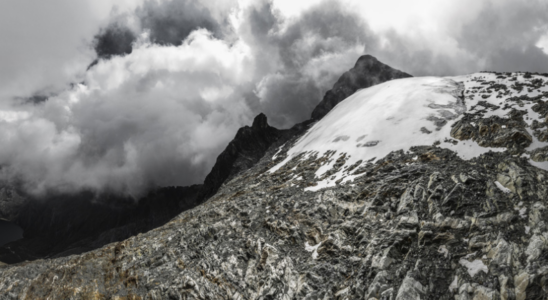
left=3, top=132, right=548, bottom=298
left=310, top=54, right=412, bottom=120
left=4, top=59, right=548, bottom=299
left=197, top=113, right=282, bottom=201
left=0, top=112, right=287, bottom=264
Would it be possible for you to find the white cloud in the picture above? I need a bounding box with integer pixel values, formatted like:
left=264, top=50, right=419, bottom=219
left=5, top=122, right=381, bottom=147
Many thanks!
left=0, top=30, right=254, bottom=195
left=0, top=0, right=547, bottom=196
left=538, top=33, right=548, bottom=55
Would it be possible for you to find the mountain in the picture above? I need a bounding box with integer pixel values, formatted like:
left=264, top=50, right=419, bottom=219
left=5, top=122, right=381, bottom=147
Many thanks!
left=0, top=53, right=403, bottom=264
left=311, top=54, right=412, bottom=120
left=3, top=58, right=548, bottom=298
left=0, top=113, right=291, bottom=264
left=196, top=113, right=283, bottom=202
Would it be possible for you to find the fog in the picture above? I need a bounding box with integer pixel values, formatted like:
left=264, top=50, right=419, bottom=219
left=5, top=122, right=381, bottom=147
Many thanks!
left=0, top=0, right=546, bottom=196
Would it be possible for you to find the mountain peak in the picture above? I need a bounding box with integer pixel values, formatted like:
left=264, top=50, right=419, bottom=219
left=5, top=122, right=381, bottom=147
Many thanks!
left=5, top=67, right=548, bottom=299
left=311, top=54, right=412, bottom=120
left=252, top=112, right=269, bottom=129
left=354, top=54, right=378, bottom=64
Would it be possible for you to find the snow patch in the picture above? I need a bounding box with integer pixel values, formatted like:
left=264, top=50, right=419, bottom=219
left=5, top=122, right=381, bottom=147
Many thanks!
left=495, top=181, right=511, bottom=194
left=305, top=242, right=322, bottom=260
left=271, top=145, right=285, bottom=160
left=270, top=73, right=548, bottom=189
left=269, top=76, right=507, bottom=188
left=438, top=245, right=449, bottom=258
left=459, top=258, right=488, bottom=277
left=449, top=275, right=459, bottom=292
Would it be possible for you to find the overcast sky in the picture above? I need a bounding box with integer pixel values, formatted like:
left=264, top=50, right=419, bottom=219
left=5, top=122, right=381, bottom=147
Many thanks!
left=0, top=0, right=547, bottom=196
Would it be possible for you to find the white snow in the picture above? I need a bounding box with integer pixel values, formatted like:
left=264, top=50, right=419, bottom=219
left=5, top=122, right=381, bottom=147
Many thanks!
left=270, top=77, right=498, bottom=187
left=438, top=245, right=449, bottom=258
left=495, top=181, right=512, bottom=194
left=271, top=145, right=285, bottom=160
left=304, top=241, right=322, bottom=260
left=449, top=275, right=459, bottom=292
left=268, top=73, right=548, bottom=190
left=459, top=258, right=488, bottom=277
left=519, top=207, right=527, bottom=219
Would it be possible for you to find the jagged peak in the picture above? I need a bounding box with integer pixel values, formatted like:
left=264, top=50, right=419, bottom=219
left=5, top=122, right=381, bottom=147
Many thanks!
left=251, top=113, right=269, bottom=130
left=311, top=54, right=412, bottom=120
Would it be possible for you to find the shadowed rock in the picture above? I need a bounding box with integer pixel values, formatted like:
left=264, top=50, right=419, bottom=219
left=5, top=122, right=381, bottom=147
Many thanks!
left=311, top=54, right=412, bottom=120
left=0, top=184, right=201, bottom=264
left=197, top=113, right=282, bottom=201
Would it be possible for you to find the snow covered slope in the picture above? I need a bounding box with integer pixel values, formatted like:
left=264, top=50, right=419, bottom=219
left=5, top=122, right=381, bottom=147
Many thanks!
left=271, top=72, right=548, bottom=191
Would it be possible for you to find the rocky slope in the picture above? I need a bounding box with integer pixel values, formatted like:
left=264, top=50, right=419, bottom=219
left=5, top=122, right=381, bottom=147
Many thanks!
left=0, top=112, right=284, bottom=263
left=3, top=59, right=548, bottom=299
left=0, top=54, right=407, bottom=265
left=197, top=113, right=284, bottom=202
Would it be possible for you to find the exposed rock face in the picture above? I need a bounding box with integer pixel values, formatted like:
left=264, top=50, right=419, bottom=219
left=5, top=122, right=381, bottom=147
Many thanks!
left=197, top=113, right=282, bottom=201
left=310, top=54, right=412, bottom=120
left=3, top=138, right=548, bottom=298
left=4, top=61, right=548, bottom=299
left=0, top=113, right=284, bottom=264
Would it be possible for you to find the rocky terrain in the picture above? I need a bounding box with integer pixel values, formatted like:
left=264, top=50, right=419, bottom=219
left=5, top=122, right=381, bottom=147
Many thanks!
left=196, top=113, right=285, bottom=202
left=2, top=57, right=548, bottom=299
left=0, top=53, right=402, bottom=265
left=0, top=112, right=289, bottom=264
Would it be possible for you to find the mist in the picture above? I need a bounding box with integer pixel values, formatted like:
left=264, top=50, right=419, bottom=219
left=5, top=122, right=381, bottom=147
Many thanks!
left=0, top=0, right=547, bottom=196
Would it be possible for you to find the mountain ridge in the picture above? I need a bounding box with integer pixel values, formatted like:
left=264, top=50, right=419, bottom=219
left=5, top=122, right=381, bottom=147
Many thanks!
left=311, top=54, right=412, bottom=120
left=4, top=57, right=548, bottom=298
left=0, top=54, right=404, bottom=264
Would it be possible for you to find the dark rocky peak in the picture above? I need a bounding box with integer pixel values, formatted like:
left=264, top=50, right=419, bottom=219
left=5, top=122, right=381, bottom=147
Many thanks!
left=311, top=54, right=412, bottom=120
left=252, top=112, right=269, bottom=129
left=197, top=113, right=282, bottom=202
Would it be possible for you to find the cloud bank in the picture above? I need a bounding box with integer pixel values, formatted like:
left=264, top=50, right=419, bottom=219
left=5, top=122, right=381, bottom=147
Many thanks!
left=0, top=0, right=547, bottom=196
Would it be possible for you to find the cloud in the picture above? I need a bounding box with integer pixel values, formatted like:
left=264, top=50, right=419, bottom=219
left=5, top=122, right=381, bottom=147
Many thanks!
left=91, top=0, right=238, bottom=61
left=239, top=0, right=372, bottom=126
left=0, top=30, right=253, bottom=195
left=455, top=0, right=548, bottom=73
left=93, top=23, right=136, bottom=59
left=0, top=0, right=141, bottom=101
left=1, top=0, right=548, bottom=196
left=136, top=0, right=224, bottom=45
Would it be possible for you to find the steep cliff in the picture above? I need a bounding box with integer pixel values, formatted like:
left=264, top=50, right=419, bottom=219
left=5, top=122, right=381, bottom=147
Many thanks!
left=197, top=113, right=282, bottom=201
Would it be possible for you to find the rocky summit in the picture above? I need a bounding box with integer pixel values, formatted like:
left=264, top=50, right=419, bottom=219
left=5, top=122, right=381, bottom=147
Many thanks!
left=3, top=57, right=548, bottom=299
left=311, top=54, right=412, bottom=120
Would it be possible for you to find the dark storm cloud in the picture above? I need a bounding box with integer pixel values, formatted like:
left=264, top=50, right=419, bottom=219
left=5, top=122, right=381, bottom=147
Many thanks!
left=90, top=0, right=227, bottom=61
left=243, top=0, right=376, bottom=127
left=456, top=0, right=548, bottom=73
left=93, top=23, right=136, bottom=59
left=2, top=0, right=548, bottom=196
left=137, top=0, right=223, bottom=45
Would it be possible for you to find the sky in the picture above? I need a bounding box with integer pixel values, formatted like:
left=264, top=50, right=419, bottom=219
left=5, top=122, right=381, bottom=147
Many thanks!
left=0, top=0, right=546, bottom=196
